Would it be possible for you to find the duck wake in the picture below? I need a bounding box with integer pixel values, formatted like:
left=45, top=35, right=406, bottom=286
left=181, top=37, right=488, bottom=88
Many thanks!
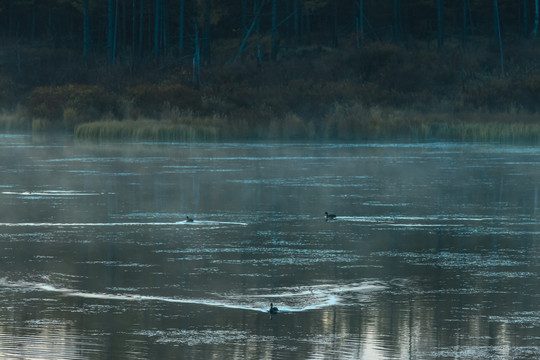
left=0, top=220, right=248, bottom=227
left=0, top=278, right=385, bottom=313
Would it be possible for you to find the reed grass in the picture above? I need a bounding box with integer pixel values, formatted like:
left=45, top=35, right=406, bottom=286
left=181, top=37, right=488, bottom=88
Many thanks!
left=0, top=105, right=34, bottom=131
left=73, top=103, right=540, bottom=143
left=0, top=111, right=31, bottom=131
left=322, top=102, right=540, bottom=143
left=413, top=121, right=540, bottom=143
left=75, top=119, right=219, bottom=142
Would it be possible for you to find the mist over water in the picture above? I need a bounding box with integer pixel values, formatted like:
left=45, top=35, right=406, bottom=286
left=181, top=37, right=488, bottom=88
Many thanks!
left=0, top=134, right=540, bottom=359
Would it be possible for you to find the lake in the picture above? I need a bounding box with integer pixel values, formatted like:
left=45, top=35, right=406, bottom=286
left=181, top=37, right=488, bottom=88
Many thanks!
left=0, top=134, right=539, bottom=359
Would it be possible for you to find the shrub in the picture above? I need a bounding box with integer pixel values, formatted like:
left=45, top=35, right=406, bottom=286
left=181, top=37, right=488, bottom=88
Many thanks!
left=63, top=108, right=80, bottom=129
left=126, top=84, right=201, bottom=117
left=463, top=76, right=540, bottom=112
left=27, top=87, right=64, bottom=120
left=0, top=76, right=19, bottom=109
left=517, top=75, right=540, bottom=111
left=26, top=85, right=119, bottom=126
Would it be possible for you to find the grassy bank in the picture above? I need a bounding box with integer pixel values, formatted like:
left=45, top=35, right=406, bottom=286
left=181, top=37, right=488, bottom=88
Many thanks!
left=73, top=104, right=540, bottom=143
left=75, top=119, right=220, bottom=142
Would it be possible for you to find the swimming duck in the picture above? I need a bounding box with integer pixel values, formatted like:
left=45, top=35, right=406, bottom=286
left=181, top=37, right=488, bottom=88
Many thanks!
left=269, top=303, right=279, bottom=314
left=325, top=212, right=337, bottom=221
left=186, top=216, right=194, bottom=222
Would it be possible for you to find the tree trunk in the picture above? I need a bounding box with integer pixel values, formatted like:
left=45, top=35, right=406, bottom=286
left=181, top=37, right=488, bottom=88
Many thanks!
left=130, top=0, right=136, bottom=69
left=83, top=0, right=91, bottom=61
left=462, top=0, right=467, bottom=44
left=534, top=0, right=539, bottom=38
left=234, top=0, right=265, bottom=62
left=332, top=0, right=338, bottom=47
left=254, top=0, right=261, bottom=34
left=304, top=9, right=310, bottom=43
left=193, top=23, right=200, bottom=89
left=139, top=0, right=143, bottom=57
left=294, top=0, right=299, bottom=43
left=271, top=0, right=278, bottom=60
left=524, top=0, right=529, bottom=37
left=113, top=0, right=119, bottom=64
left=154, top=0, right=161, bottom=57
left=202, top=0, right=212, bottom=64
left=437, top=0, right=443, bottom=48
left=31, top=1, right=36, bottom=41
left=162, top=0, right=168, bottom=56
left=7, top=0, right=14, bottom=37
left=108, top=0, right=114, bottom=63
left=179, top=0, right=184, bottom=55
left=122, top=0, right=126, bottom=49
left=242, top=0, right=247, bottom=37
left=494, top=0, right=504, bottom=75
left=132, top=0, right=136, bottom=54
left=393, top=0, right=400, bottom=41
left=358, top=0, right=364, bottom=47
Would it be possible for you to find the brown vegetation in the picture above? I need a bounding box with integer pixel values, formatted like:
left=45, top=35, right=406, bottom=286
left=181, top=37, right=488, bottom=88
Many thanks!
left=2, top=37, right=540, bottom=142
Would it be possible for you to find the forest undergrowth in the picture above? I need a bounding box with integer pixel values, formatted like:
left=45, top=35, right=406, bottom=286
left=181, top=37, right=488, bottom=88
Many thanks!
left=2, top=36, right=540, bottom=143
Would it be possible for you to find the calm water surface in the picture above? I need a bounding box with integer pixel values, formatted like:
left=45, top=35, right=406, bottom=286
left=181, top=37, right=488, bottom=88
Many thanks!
left=0, top=134, right=539, bottom=359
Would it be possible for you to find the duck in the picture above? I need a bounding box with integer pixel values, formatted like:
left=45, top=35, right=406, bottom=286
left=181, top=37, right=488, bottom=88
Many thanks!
left=186, top=216, right=194, bottom=223
left=325, top=212, right=337, bottom=221
left=269, top=303, right=279, bottom=314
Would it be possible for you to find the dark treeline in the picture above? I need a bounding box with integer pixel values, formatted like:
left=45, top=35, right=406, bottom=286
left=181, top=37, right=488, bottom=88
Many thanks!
left=0, top=0, right=537, bottom=66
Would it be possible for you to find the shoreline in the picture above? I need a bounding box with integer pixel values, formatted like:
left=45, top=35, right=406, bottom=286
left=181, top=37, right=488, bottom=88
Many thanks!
left=3, top=106, right=540, bottom=144
left=73, top=107, right=540, bottom=144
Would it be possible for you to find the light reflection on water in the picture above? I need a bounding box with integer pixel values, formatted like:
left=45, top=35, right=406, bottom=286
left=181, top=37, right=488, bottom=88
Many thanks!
left=0, top=135, right=540, bottom=358
left=0, top=277, right=383, bottom=314
left=0, top=325, right=102, bottom=360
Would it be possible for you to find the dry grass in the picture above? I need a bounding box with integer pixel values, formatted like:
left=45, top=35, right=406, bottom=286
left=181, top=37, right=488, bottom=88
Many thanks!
left=75, top=119, right=220, bottom=142
left=73, top=101, right=540, bottom=143
left=0, top=108, right=31, bottom=131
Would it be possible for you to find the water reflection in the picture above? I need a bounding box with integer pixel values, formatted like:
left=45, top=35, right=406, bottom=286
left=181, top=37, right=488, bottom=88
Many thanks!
left=0, top=322, right=100, bottom=360
left=0, top=135, right=540, bottom=358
